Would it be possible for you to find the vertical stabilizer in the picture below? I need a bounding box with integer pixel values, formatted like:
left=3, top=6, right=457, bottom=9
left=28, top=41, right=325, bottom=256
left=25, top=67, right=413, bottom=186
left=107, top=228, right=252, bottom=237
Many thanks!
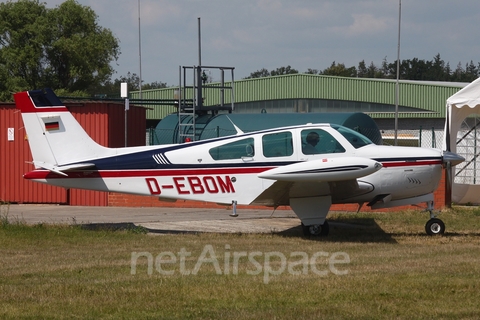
left=14, top=88, right=114, bottom=168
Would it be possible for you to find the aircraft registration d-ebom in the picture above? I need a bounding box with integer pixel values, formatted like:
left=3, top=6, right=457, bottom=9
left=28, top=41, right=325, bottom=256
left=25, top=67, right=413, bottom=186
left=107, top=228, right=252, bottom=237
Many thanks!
left=14, top=88, right=464, bottom=237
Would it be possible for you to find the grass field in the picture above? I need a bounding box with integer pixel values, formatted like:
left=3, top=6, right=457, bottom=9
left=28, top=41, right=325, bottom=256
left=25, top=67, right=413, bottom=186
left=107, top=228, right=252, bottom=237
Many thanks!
left=1, top=206, right=480, bottom=319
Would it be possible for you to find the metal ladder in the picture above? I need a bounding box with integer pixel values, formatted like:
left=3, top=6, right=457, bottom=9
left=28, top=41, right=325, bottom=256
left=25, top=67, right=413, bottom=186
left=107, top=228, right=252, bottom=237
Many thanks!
left=177, top=65, right=235, bottom=143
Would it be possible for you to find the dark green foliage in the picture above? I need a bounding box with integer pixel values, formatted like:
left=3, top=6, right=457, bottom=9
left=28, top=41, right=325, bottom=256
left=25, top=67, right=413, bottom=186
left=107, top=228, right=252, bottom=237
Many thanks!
left=245, top=66, right=298, bottom=79
left=44, top=0, right=120, bottom=92
left=321, top=61, right=357, bottom=77
left=245, top=54, right=480, bottom=82
left=92, top=72, right=168, bottom=98
left=0, top=0, right=119, bottom=101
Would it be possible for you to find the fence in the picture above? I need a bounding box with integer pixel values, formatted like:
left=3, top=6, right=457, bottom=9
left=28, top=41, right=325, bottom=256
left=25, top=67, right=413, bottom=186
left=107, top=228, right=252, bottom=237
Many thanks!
left=147, top=126, right=442, bottom=147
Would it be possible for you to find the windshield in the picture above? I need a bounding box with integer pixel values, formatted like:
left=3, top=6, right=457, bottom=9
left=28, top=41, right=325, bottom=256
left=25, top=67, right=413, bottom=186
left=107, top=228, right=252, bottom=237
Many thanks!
left=331, top=124, right=373, bottom=149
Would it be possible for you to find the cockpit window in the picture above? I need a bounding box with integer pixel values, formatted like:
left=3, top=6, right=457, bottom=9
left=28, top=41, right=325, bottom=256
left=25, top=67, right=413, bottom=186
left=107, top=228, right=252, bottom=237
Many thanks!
left=332, top=124, right=373, bottom=149
left=262, top=131, right=293, bottom=157
left=301, top=129, right=345, bottom=154
left=209, top=138, right=255, bottom=160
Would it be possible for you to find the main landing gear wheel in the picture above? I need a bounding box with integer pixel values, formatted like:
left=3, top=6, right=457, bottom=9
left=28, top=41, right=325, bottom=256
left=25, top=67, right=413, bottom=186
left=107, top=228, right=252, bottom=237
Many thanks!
left=425, top=218, right=445, bottom=236
left=302, top=221, right=329, bottom=237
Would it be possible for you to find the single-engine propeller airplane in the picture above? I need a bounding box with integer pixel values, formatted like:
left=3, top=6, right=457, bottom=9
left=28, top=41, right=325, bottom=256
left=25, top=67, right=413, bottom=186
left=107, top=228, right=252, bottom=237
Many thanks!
left=14, top=88, right=465, bottom=236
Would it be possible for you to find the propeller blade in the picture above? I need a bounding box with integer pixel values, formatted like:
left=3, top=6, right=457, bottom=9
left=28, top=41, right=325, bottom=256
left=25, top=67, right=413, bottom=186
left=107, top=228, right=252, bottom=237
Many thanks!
left=442, top=150, right=463, bottom=208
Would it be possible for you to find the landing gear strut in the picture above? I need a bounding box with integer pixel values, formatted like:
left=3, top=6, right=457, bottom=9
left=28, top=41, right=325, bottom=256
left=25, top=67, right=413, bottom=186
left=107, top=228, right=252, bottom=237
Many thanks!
left=302, top=220, right=329, bottom=237
left=230, top=200, right=238, bottom=217
left=425, top=200, right=445, bottom=235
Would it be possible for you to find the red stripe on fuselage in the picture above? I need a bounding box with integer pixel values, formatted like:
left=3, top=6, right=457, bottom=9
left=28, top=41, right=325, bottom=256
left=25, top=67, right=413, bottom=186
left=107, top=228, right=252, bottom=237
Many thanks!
left=23, top=159, right=442, bottom=180
left=381, top=160, right=442, bottom=168
left=24, top=167, right=275, bottom=180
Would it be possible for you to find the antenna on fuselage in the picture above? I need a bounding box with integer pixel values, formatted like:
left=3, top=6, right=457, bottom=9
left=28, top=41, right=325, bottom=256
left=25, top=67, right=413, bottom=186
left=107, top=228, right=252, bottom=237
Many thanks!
left=225, top=116, right=244, bottom=135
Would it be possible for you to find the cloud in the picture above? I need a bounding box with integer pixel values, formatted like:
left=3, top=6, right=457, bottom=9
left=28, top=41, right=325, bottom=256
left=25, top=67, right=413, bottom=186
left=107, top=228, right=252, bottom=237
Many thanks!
left=39, top=0, right=480, bottom=84
left=330, top=13, right=390, bottom=37
left=140, top=1, right=182, bottom=27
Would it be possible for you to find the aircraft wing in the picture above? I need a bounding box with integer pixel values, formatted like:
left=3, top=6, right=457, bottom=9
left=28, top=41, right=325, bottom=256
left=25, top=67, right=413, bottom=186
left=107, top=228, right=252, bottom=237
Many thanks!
left=250, top=180, right=293, bottom=207
left=258, top=157, right=382, bottom=182
left=253, top=157, right=382, bottom=220
left=251, top=179, right=374, bottom=206
left=32, top=161, right=95, bottom=176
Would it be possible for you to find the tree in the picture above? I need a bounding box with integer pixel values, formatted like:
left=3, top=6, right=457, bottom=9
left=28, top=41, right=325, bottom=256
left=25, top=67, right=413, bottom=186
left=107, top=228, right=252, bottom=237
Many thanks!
left=380, top=57, right=390, bottom=78
left=305, top=68, right=319, bottom=75
left=452, top=62, right=465, bottom=82
left=0, top=0, right=119, bottom=100
left=357, top=60, right=368, bottom=78
left=142, top=81, right=167, bottom=90
left=88, top=72, right=167, bottom=98
left=464, top=60, right=479, bottom=82
left=270, top=65, right=298, bottom=76
left=244, top=66, right=298, bottom=79
left=244, top=68, right=270, bottom=79
left=243, top=54, right=479, bottom=83
left=429, top=53, right=448, bottom=81
left=321, top=61, right=357, bottom=77
left=368, top=61, right=383, bottom=78
left=0, top=0, right=49, bottom=100
left=45, top=0, right=120, bottom=92
left=90, top=72, right=140, bottom=98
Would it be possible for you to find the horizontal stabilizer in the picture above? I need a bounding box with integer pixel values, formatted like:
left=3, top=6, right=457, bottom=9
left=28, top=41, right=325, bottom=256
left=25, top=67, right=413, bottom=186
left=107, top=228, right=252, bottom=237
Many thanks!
left=32, top=161, right=95, bottom=176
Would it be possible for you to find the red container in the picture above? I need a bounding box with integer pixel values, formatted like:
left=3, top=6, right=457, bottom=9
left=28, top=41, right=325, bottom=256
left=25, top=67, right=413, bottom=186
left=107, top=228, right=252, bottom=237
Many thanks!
left=0, top=100, right=146, bottom=206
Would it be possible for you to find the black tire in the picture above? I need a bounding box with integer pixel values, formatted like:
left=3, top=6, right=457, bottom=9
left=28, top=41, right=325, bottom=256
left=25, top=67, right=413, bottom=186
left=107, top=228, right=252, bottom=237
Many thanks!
left=302, top=220, right=330, bottom=237
left=425, top=218, right=445, bottom=236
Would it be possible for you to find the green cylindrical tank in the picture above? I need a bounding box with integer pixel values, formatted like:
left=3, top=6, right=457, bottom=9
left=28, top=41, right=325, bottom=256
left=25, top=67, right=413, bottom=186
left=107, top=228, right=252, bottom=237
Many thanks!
left=155, top=113, right=382, bottom=145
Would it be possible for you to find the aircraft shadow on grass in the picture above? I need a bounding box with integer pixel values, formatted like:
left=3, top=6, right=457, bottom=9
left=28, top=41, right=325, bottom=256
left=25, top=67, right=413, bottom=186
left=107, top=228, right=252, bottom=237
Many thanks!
left=79, top=217, right=398, bottom=243
left=278, top=218, right=397, bottom=243
left=78, top=219, right=480, bottom=244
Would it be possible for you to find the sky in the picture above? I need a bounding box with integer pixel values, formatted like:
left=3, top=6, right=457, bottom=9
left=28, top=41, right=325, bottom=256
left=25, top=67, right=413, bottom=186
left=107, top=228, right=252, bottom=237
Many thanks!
left=42, top=0, right=480, bottom=86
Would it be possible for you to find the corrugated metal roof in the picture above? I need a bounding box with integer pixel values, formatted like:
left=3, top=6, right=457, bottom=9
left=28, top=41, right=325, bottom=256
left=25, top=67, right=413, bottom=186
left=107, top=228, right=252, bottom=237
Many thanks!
left=132, top=74, right=465, bottom=120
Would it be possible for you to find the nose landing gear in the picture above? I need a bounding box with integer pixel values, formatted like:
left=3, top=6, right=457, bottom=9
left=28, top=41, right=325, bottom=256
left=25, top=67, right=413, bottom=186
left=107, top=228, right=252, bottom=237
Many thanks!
left=425, top=218, right=445, bottom=235
left=425, top=201, right=445, bottom=235
left=302, top=221, right=330, bottom=237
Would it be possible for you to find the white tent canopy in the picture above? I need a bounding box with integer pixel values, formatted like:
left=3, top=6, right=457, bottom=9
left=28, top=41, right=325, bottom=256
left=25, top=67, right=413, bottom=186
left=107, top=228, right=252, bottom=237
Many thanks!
left=444, top=77, right=480, bottom=204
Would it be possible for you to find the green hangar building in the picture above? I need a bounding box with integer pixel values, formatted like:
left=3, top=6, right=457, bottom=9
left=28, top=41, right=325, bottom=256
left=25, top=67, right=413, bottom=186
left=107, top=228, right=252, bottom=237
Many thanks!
left=133, top=73, right=466, bottom=148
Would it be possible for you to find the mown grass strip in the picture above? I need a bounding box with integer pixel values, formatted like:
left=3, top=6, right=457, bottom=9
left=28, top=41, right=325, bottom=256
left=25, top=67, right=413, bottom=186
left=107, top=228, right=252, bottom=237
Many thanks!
left=1, top=206, right=479, bottom=319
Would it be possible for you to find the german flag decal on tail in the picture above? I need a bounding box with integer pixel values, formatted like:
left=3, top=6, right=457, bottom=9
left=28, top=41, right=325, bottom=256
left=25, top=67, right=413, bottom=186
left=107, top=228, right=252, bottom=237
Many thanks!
left=45, top=121, right=59, bottom=131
